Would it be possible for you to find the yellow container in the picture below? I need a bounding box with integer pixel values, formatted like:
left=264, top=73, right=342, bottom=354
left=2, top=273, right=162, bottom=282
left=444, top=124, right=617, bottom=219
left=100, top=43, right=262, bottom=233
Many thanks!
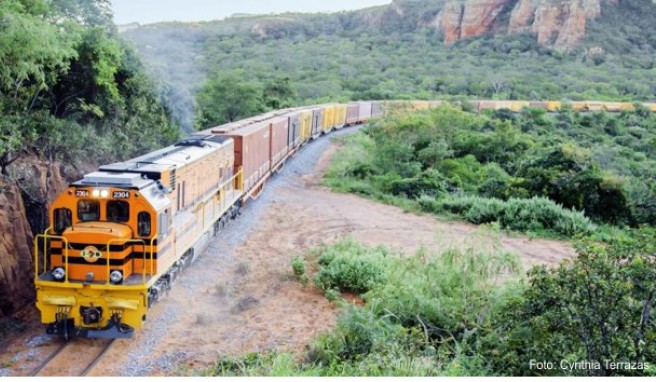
left=299, top=110, right=313, bottom=143
left=334, top=104, right=347, bottom=129
left=570, top=101, right=587, bottom=111
left=322, top=105, right=335, bottom=133
left=508, top=101, right=530, bottom=111
left=618, top=102, right=635, bottom=111
left=547, top=101, right=562, bottom=111
left=412, top=101, right=430, bottom=111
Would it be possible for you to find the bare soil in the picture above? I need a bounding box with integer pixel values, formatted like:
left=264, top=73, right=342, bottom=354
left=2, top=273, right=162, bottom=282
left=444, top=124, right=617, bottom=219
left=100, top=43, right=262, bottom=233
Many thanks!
left=0, top=130, right=575, bottom=376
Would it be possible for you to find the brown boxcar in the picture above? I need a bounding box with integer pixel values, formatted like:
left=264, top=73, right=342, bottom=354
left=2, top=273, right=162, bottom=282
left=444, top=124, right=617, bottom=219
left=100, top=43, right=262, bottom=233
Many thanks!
left=213, top=122, right=271, bottom=192
left=371, top=101, right=384, bottom=118
left=269, top=117, right=289, bottom=168
left=346, top=103, right=360, bottom=125
left=529, top=101, right=549, bottom=110
left=477, top=100, right=496, bottom=112
left=358, top=101, right=373, bottom=123
left=311, top=107, right=324, bottom=138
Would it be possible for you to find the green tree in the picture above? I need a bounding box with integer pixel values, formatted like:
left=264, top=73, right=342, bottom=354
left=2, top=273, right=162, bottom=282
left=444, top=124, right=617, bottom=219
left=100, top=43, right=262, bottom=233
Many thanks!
left=195, top=72, right=264, bottom=128
left=263, top=77, right=296, bottom=110
left=484, top=235, right=656, bottom=376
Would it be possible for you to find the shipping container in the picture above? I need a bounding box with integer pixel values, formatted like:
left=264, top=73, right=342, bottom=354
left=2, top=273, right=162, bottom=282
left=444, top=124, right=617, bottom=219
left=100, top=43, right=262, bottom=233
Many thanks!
left=529, top=101, right=549, bottom=110
left=199, top=120, right=250, bottom=136
left=618, top=102, right=635, bottom=111
left=346, top=103, right=360, bottom=125
left=584, top=101, right=604, bottom=111
left=570, top=101, right=587, bottom=111
left=477, top=100, right=496, bottom=112
left=213, top=122, right=271, bottom=192
left=383, top=100, right=412, bottom=115
left=299, top=109, right=313, bottom=143
left=546, top=101, right=562, bottom=111
left=371, top=101, right=384, bottom=118
left=334, top=104, right=347, bottom=129
left=322, top=105, right=336, bottom=133
left=644, top=103, right=656, bottom=112
left=287, top=112, right=302, bottom=149
left=412, top=101, right=430, bottom=111
left=311, top=107, right=324, bottom=138
left=358, top=101, right=373, bottom=123
left=603, top=102, right=622, bottom=112
left=428, top=101, right=443, bottom=109
left=269, top=117, right=289, bottom=168
left=507, top=101, right=530, bottom=111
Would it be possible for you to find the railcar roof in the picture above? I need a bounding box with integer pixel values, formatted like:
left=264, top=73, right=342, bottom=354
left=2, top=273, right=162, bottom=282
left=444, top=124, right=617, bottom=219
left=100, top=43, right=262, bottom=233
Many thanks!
left=100, top=135, right=233, bottom=174
left=213, top=121, right=269, bottom=136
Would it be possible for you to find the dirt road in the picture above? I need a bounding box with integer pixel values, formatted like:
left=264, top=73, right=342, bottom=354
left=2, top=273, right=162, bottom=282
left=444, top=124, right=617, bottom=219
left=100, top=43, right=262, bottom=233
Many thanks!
left=0, top=127, right=575, bottom=376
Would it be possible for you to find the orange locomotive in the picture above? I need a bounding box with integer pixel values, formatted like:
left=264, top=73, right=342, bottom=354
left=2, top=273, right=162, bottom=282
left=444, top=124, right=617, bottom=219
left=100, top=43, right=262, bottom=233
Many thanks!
left=35, top=135, right=243, bottom=338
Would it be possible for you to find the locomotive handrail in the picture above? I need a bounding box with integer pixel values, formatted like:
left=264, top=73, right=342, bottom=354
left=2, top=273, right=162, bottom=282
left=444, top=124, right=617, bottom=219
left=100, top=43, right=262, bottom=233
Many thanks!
left=105, top=238, right=147, bottom=285
left=149, top=236, right=156, bottom=276
left=34, top=232, right=70, bottom=283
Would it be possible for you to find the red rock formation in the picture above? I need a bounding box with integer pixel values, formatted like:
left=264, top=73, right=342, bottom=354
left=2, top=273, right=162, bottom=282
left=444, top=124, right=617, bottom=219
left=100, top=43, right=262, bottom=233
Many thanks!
left=509, top=0, right=539, bottom=33
left=431, top=0, right=608, bottom=50
left=460, top=0, right=508, bottom=39
left=435, top=2, right=465, bottom=43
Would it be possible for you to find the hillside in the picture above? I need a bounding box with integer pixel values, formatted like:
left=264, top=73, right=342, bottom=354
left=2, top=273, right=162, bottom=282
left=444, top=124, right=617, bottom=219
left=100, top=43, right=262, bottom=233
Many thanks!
left=121, top=0, right=656, bottom=130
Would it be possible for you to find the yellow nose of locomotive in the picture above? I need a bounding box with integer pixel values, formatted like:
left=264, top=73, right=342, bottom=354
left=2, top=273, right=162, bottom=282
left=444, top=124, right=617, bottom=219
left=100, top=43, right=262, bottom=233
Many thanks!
left=52, top=222, right=134, bottom=283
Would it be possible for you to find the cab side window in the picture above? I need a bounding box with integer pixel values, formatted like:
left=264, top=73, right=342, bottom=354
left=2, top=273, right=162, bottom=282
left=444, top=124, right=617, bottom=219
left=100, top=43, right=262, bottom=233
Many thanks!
left=138, top=212, right=151, bottom=237
left=107, top=201, right=130, bottom=223
left=77, top=200, right=100, bottom=222
left=54, top=208, right=72, bottom=233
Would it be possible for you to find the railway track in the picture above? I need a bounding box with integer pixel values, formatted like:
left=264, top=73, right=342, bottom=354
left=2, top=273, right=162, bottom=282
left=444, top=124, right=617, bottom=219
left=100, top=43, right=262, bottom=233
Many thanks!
left=30, top=339, right=115, bottom=376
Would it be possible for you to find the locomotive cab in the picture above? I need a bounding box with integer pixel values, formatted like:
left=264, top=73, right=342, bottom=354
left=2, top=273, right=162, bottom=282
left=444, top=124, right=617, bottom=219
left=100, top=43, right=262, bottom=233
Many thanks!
left=46, top=172, right=165, bottom=285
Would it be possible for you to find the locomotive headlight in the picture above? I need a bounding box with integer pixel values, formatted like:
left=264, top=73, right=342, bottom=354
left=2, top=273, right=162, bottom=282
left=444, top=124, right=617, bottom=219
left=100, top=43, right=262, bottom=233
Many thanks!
left=110, top=270, right=123, bottom=284
left=92, top=189, right=101, bottom=198
left=52, top=267, right=65, bottom=281
left=100, top=189, right=109, bottom=198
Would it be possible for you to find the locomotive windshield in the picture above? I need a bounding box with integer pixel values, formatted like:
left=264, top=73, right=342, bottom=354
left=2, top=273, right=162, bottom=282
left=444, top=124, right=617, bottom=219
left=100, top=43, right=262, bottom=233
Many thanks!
left=107, top=200, right=130, bottom=223
left=77, top=200, right=100, bottom=222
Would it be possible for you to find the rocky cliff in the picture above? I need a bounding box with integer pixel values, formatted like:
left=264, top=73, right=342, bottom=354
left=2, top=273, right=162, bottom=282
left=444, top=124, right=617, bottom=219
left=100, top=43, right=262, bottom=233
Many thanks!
left=0, top=180, right=35, bottom=317
left=0, top=159, right=69, bottom=318
left=385, top=0, right=617, bottom=50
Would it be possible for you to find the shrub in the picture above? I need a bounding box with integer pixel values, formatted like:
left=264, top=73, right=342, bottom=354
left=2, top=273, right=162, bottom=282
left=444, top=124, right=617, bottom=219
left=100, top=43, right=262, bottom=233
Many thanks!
left=291, top=257, right=306, bottom=278
left=313, top=239, right=392, bottom=294
left=421, top=195, right=594, bottom=236
left=481, top=237, right=656, bottom=376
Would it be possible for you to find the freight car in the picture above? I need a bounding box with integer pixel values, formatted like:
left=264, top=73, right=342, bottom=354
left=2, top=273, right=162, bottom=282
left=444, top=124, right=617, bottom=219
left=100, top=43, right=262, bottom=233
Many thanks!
left=32, top=98, right=655, bottom=339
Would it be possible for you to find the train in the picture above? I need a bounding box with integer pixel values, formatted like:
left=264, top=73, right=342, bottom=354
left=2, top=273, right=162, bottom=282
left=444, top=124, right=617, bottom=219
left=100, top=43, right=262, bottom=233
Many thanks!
left=33, top=99, right=655, bottom=339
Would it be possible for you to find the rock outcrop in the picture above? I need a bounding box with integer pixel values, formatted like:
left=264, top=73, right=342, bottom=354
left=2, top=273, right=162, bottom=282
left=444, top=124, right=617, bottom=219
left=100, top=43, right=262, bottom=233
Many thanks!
left=0, top=158, right=70, bottom=318
left=0, top=180, right=35, bottom=317
left=428, top=0, right=610, bottom=50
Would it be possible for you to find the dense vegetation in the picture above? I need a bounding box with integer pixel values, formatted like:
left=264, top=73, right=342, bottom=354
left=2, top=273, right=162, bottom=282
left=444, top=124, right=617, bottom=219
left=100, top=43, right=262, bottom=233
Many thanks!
left=122, top=0, right=656, bottom=130
left=202, top=237, right=655, bottom=376
left=0, top=0, right=178, bottom=176
left=324, top=104, right=656, bottom=238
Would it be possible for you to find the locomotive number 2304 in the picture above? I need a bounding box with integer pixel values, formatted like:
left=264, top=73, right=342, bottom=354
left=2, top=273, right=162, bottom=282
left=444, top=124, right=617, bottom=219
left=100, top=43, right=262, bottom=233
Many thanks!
left=113, top=191, right=130, bottom=199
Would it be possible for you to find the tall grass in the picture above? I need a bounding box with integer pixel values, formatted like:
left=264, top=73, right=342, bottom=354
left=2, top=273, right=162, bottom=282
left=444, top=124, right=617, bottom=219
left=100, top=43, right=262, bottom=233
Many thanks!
left=203, top=239, right=524, bottom=376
